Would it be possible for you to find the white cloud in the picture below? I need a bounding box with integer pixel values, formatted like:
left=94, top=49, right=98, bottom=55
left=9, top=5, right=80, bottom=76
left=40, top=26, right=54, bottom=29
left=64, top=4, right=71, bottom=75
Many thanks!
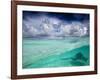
left=23, top=16, right=89, bottom=39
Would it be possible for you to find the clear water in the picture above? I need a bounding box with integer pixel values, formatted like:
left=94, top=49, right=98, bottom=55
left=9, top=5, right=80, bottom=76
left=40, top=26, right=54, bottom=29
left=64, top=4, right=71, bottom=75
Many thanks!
left=22, top=37, right=90, bottom=68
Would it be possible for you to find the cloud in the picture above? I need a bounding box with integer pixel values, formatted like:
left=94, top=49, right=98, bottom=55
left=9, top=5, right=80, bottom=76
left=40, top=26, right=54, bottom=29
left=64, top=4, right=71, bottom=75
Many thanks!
left=23, top=15, right=89, bottom=39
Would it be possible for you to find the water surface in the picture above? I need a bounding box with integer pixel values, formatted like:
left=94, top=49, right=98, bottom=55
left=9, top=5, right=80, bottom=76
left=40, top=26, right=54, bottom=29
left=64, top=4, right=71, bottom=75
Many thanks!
left=22, top=37, right=90, bottom=68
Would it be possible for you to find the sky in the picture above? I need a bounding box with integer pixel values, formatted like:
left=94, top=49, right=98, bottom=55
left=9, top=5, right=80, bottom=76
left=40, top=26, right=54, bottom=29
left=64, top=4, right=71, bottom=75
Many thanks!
left=22, top=11, right=90, bottom=39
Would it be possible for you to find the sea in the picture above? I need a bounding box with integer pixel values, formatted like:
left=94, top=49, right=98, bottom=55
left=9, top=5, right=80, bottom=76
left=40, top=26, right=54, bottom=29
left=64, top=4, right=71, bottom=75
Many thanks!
left=22, top=36, right=90, bottom=68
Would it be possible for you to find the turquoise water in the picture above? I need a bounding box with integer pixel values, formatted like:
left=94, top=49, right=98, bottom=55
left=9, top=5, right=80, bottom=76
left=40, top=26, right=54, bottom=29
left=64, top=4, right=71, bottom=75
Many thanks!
left=22, top=37, right=90, bottom=68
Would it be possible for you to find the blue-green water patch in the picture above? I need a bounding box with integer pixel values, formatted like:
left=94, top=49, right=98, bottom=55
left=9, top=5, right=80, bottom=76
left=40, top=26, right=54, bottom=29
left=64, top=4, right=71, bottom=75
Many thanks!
left=22, top=37, right=90, bottom=68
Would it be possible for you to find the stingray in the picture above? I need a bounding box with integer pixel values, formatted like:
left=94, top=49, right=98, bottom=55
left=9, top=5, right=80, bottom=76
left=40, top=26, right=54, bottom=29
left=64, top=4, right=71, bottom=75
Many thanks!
left=61, top=52, right=88, bottom=62
left=61, top=52, right=88, bottom=66
left=72, top=52, right=88, bottom=61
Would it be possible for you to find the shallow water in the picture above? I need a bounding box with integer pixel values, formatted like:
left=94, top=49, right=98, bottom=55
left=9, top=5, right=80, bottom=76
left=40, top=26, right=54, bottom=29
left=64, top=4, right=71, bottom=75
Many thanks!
left=22, top=37, right=90, bottom=68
